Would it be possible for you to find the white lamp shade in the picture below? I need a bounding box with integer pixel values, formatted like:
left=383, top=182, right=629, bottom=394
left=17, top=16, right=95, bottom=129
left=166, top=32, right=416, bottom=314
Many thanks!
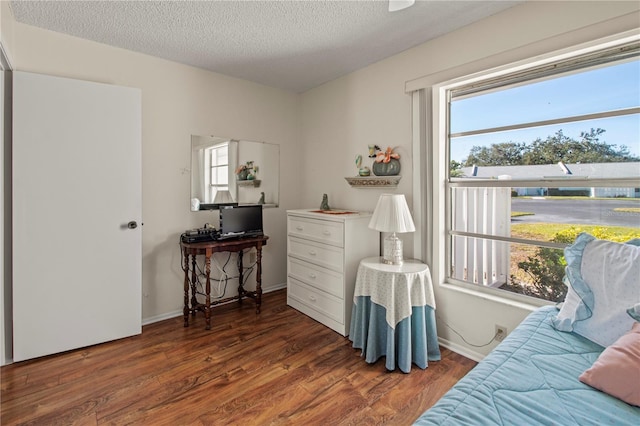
left=213, top=190, right=234, bottom=204
left=369, top=194, right=415, bottom=233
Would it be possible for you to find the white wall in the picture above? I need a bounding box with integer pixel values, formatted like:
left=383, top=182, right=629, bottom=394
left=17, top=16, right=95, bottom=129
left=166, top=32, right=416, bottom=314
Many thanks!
left=8, top=18, right=302, bottom=329
left=2, top=1, right=639, bottom=364
left=299, top=1, right=640, bottom=359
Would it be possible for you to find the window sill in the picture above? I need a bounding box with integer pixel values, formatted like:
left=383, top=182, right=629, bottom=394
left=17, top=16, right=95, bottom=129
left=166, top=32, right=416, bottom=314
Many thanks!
left=439, top=280, right=550, bottom=312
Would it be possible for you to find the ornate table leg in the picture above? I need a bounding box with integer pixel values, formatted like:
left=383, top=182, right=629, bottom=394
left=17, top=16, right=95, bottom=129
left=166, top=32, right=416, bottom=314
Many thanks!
left=205, top=249, right=212, bottom=330
left=255, top=244, right=263, bottom=314
left=182, top=247, right=190, bottom=327
left=237, top=249, right=244, bottom=305
left=190, top=254, right=198, bottom=317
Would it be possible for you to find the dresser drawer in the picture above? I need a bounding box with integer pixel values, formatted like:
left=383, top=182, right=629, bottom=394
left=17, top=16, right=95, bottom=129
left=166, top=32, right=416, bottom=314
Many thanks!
left=288, top=236, right=344, bottom=272
left=288, top=278, right=344, bottom=324
left=287, top=257, right=343, bottom=298
left=288, top=216, right=344, bottom=247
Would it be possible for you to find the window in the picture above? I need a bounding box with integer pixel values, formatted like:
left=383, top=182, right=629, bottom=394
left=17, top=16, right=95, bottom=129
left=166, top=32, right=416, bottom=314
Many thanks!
left=445, top=41, right=640, bottom=303
left=205, top=142, right=229, bottom=202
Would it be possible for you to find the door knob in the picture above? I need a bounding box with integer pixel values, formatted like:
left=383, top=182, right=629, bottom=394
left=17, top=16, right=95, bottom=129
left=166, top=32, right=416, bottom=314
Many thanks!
left=127, top=221, right=138, bottom=229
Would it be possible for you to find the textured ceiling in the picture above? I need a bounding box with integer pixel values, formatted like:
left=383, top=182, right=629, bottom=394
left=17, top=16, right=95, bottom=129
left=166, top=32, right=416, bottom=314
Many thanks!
left=9, top=1, right=523, bottom=93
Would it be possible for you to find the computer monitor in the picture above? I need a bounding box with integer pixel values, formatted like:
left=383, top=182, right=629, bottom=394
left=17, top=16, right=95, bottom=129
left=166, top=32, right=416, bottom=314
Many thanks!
left=219, top=205, right=263, bottom=238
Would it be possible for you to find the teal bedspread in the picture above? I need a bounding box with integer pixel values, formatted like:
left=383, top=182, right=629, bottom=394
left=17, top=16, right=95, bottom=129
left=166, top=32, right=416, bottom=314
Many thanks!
left=414, top=306, right=640, bottom=425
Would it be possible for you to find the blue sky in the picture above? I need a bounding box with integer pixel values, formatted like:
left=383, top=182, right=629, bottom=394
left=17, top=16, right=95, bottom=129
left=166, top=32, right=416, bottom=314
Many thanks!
left=450, top=60, right=640, bottom=163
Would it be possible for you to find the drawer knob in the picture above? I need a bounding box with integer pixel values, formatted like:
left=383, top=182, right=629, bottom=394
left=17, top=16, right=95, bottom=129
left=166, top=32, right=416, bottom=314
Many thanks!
left=296, top=225, right=304, bottom=231
left=308, top=250, right=317, bottom=256
left=309, top=295, right=317, bottom=302
left=309, top=273, right=317, bottom=279
left=322, top=230, right=331, bottom=236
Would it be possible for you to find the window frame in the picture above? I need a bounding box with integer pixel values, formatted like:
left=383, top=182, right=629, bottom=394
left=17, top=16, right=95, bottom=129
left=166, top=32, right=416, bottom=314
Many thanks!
left=433, top=34, right=640, bottom=304
left=205, top=142, right=230, bottom=201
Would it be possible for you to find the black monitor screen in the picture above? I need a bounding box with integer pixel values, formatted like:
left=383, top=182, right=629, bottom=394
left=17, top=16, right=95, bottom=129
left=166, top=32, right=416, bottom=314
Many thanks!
left=220, top=205, right=263, bottom=236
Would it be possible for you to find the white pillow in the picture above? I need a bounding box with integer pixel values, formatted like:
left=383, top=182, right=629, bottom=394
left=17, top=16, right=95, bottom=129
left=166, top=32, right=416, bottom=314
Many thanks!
left=553, top=233, right=640, bottom=347
left=553, top=234, right=597, bottom=332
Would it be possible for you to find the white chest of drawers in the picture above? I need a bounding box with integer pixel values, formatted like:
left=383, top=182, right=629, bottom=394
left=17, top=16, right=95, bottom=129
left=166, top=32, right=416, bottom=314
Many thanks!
left=286, top=209, right=380, bottom=336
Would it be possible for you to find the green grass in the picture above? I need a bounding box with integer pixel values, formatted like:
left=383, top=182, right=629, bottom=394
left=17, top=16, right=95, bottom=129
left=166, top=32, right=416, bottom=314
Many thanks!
left=511, top=223, right=640, bottom=242
left=511, top=211, right=534, bottom=217
left=516, top=196, right=640, bottom=202
left=614, top=207, right=640, bottom=213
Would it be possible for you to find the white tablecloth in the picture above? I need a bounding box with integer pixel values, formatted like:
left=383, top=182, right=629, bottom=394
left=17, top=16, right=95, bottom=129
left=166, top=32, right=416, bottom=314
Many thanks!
left=349, top=257, right=440, bottom=372
left=353, top=257, right=435, bottom=329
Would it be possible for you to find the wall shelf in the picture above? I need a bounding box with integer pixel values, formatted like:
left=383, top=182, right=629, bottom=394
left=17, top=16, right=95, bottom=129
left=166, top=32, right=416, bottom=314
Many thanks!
left=237, top=179, right=261, bottom=188
left=344, top=176, right=401, bottom=188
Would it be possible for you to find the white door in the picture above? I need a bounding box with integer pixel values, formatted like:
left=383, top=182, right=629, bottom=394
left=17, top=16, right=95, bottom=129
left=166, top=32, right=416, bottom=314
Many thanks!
left=12, top=71, right=142, bottom=362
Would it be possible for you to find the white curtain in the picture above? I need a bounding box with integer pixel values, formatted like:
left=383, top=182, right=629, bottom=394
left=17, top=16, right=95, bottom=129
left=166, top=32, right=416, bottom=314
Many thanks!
left=411, top=88, right=433, bottom=266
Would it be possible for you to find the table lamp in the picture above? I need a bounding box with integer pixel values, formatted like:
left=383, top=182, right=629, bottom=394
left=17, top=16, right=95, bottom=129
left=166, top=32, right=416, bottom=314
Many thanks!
left=369, top=194, right=415, bottom=265
left=213, top=190, right=234, bottom=204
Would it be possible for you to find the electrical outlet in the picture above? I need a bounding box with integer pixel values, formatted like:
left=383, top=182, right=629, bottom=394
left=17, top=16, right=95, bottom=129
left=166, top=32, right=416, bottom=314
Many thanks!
left=249, top=251, right=257, bottom=264
left=495, top=325, right=507, bottom=342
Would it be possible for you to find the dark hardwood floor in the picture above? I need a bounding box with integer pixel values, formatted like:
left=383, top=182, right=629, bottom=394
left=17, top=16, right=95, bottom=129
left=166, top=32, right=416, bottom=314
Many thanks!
left=1, top=290, right=476, bottom=425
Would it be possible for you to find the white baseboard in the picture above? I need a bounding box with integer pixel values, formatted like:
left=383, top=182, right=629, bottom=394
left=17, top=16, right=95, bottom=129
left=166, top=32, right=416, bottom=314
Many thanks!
left=141, top=283, right=287, bottom=326
left=142, top=310, right=183, bottom=326
left=263, top=281, right=287, bottom=292
left=438, top=337, right=486, bottom=363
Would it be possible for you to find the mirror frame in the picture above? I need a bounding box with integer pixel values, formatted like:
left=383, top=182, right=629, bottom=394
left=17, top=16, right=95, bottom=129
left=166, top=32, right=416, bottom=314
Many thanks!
left=190, top=135, right=279, bottom=211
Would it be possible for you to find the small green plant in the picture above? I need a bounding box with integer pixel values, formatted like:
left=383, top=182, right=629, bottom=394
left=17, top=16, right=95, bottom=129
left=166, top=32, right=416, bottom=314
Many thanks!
left=506, top=226, right=640, bottom=302
left=505, top=246, right=567, bottom=302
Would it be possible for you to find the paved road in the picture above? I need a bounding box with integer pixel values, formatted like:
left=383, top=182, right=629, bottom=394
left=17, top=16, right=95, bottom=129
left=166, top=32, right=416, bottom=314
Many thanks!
left=511, top=198, right=640, bottom=228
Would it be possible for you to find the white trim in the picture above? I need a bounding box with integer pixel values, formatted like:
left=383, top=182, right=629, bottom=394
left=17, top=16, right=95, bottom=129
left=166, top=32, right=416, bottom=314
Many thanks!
left=0, top=42, right=12, bottom=71
left=263, top=282, right=287, bottom=293
left=449, top=177, right=640, bottom=188
left=435, top=31, right=640, bottom=96
left=449, top=230, right=567, bottom=250
left=142, top=310, right=183, bottom=326
left=432, top=85, right=448, bottom=290
left=437, top=337, right=486, bottom=363
left=437, top=286, right=544, bottom=362
left=0, top=39, right=11, bottom=365
left=406, top=25, right=640, bottom=320
left=141, top=283, right=287, bottom=326
left=411, top=90, right=430, bottom=264
left=406, top=26, right=640, bottom=92
left=450, top=107, right=640, bottom=139
left=439, top=281, right=548, bottom=310
left=443, top=37, right=640, bottom=294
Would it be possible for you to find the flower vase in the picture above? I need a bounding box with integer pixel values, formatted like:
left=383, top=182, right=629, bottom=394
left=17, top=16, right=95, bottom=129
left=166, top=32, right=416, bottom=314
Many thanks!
left=373, top=158, right=401, bottom=176
left=236, top=169, right=249, bottom=180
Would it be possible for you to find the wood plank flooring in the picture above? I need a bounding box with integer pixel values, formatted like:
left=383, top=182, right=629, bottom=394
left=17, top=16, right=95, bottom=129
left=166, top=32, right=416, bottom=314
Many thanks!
left=1, top=290, right=476, bottom=425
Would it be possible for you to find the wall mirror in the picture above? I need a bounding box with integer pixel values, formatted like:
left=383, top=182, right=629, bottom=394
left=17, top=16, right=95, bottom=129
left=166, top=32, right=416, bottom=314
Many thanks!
left=190, top=135, right=279, bottom=210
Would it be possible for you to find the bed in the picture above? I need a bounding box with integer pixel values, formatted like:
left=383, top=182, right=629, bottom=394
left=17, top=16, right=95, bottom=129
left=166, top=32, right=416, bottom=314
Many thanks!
left=415, top=234, right=640, bottom=425
left=414, top=306, right=640, bottom=425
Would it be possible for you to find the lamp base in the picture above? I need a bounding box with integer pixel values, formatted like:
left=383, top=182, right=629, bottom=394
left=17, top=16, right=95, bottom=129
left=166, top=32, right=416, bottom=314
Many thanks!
left=382, top=232, right=404, bottom=265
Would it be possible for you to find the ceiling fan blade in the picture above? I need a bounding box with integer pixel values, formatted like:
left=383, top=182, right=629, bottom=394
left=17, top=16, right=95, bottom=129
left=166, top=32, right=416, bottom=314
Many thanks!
left=389, top=0, right=416, bottom=12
